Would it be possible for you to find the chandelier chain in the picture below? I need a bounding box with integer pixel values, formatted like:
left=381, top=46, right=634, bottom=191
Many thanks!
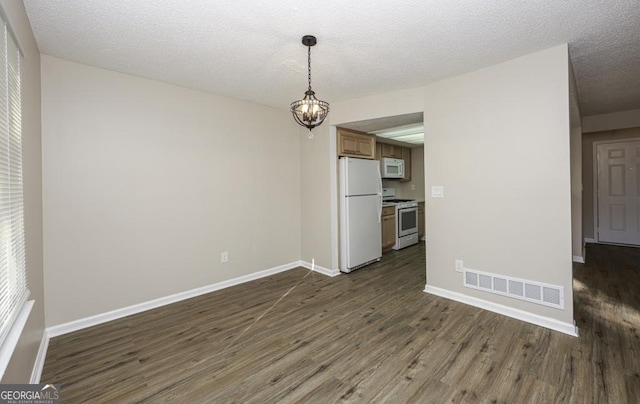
left=307, top=45, right=312, bottom=91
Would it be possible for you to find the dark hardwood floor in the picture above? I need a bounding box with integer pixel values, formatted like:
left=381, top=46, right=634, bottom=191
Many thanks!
left=42, top=243, right=640, bottom=403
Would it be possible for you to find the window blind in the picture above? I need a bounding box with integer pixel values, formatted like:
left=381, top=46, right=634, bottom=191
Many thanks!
left=0, top=16, right=27, bottom=350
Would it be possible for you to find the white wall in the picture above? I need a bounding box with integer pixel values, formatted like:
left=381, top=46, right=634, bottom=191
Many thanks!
left=331, top=87, right=425, bottom=126
left=323, top=46, right=576, bottom=329
left=582, top=108, right=640, bottom=133
left=41, top=56, right=301, bottom=327
left=300, top=124, right=333, bottom=269
left=0, top=0, right=44, bottom=382
left=424, top=45, right=574, bottom=325
left=569, top=61, right=583, bottom=261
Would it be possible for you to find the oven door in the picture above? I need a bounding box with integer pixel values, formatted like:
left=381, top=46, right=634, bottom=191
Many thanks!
left=397, top=207, right=418, bottom=237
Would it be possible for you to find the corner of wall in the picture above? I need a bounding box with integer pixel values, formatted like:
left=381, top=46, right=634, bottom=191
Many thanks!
left=299, top=124, right=334, bottom=269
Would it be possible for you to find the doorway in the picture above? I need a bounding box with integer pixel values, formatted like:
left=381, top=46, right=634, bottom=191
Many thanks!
left=595, top=138, right=640, bottom=245
left=331, top=112, right=426, bottom=275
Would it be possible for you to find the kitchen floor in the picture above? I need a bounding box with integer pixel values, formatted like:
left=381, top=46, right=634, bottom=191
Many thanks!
left=374, top=241, right=426, bottom=284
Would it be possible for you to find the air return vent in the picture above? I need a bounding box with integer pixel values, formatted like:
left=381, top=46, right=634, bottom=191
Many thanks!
left=463, top=268, right=564, bottom=309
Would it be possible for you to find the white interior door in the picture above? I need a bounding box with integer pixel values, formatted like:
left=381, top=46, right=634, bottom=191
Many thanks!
left=597, top=140, right=640, bottom=245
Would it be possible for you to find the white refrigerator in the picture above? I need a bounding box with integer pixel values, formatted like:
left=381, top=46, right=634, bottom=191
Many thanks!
left=339, top=157, right=383, bottom=273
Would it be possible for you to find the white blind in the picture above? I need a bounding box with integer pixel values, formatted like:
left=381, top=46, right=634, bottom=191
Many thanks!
left=0, top=16, right=27, bottom=350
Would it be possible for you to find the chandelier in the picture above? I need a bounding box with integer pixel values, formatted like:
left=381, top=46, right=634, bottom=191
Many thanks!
left=290, top=35, right=329, bottom=138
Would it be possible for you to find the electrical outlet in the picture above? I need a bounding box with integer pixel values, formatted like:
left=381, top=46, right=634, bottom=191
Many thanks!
left=221, top=251, right=228, bottom=263
left=411, top=184, right=416, bottom=191
left=455, top=260, right=464, bottom=273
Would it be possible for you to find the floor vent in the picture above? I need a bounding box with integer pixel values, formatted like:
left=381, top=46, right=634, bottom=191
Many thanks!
left=463, top=268, right=564, bottom=309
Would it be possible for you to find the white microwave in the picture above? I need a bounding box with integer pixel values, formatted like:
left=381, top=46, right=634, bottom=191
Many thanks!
left=381, top=157, right=405, bottom=179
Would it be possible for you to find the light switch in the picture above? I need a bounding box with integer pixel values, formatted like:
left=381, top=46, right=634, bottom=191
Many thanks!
left=431, top=186, right=444, bottom=198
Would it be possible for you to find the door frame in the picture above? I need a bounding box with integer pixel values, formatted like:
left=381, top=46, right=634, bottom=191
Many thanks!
left=592, top=137, right=640, bottom=245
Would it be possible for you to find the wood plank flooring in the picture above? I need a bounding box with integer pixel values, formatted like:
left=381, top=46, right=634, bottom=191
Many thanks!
left=42, top=243, right=640, bottom=403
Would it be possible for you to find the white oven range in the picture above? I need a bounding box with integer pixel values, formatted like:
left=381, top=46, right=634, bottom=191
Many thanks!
left=382, top=188, right=419, bottom=250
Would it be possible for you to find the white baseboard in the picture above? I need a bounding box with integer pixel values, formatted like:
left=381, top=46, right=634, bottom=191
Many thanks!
left=424, top=285, right=579, bottom=337
left=47, top=261, right=303, bottom=338
left=572, top=255, right=585, bottom=264
left=30, top=330, right=49, bottom=383
left=584, top=238, right=597, bottom=244
left=299, top=260, right=341, bottom=277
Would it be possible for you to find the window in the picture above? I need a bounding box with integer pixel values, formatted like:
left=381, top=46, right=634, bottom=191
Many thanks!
left=0, top=15, right=28, bottom=352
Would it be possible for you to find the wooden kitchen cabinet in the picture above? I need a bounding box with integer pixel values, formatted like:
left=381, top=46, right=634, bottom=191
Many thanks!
left=381, top=144, right=403, bottom=159
left=337, top=128, right=376, bottom=159
left=418, top=202, right=425, bottom=239
left=381, top=206, right=396, bottom=251
left=401, top=147, right=412, bottom=181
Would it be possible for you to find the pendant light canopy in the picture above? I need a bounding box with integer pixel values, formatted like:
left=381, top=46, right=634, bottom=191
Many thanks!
left=290, top=35, right=329, bottom=133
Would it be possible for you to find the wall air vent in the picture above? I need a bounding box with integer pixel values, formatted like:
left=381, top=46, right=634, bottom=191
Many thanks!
left=463, top=268, right=564, bottom=310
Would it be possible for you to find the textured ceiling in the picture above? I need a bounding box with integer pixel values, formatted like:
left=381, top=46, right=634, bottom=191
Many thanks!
left=24, top=0, right=640, bottom=116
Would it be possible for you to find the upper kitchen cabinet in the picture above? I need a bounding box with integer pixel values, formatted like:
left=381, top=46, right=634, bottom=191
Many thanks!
left=401, top=147, right=411, bottom=182
left=337, top=128, right=376, bottom=159
left=381, top=144, right=403, bottom=159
